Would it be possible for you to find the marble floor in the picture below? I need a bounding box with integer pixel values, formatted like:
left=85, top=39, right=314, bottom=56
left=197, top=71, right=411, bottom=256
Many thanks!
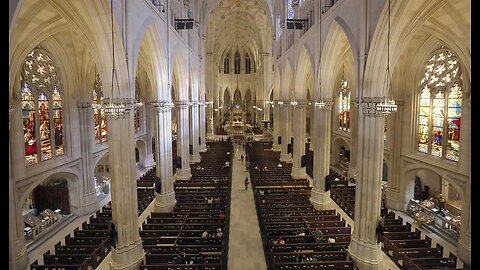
left=227, top=144, right=267, bottom=270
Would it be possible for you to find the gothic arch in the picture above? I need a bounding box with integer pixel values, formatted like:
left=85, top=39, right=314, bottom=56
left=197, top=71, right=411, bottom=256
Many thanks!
left=294, top=46, right=314, bottom=100
left=319, top=19, right=357, bottom=100
left=133, top=20, right=168, bottom=101
left=364, top=0, right=470, bottom=98
left=9, top=0, right=128, bottom=99
left=172, top=51, right=188, bottom=101
left=281, top=60, right=293, bottom=100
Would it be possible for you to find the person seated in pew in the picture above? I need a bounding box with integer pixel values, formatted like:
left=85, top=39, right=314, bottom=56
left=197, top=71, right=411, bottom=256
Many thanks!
left=278, top=237, right=285, bottom=245
left=174, top=252, right=188, bottom=264
left=312, top=229, right=324, bottom=242
left=327, top=237, right=336, bottom=243
left=216, top=228, right=223, bottom=238
left=207, top=197, right=213, bottom=204
left=196, top=252, right=206, bottom=264
left=297, top=230, right=306, bottom=236
left=223, top=161, right=230, bottom=169
left=277, top=163, right=282, bottom=167
left=258, top=189, right=265, bottom=195
left=202, top=230, right=209, bottom=238
left=218, top=212, right=226, bottom=220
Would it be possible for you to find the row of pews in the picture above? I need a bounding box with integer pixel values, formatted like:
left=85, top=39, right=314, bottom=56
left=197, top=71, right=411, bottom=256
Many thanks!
left=329, top=174, right=463, bottom=270
left=30, top=167, right=157, bottom=270
left=247, top=142, right=355, bottom=270
left=139, top=141, right=232, bottom=270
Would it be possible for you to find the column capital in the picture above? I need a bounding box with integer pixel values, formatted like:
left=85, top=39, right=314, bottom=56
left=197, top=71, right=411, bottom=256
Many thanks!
left=175, top=100, right=190, bottom=108
left=146, top=100, right=175, bottom=108
left=360, top=97, right=388, bottom=117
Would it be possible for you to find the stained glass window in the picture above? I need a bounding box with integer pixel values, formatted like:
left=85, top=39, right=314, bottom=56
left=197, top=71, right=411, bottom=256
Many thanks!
left=224, top=54, right=230, bottom=74
left=234, top=51, right=240, bottom=74
left=52, top=87, right=64, bottom=156
left=418, top=87, right=430, bottom=153
left=245, top=53, right=251, bottom=74
left=22, top=83, right=37, bottom=165
left=134, top=78, right=141, bottom=132
left=20, top=48, right=63, bottom=166
left=417, top=48, right=462, bottom=161
left=93, top=73, right=107, bottom=143
left=338, top=79, right=350, bottom=132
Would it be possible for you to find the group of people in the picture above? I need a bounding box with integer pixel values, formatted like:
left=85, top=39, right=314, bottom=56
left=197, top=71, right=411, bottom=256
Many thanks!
left=201, top=227, right=223, bottom=238
left=173, top=252, right=206, bottom=265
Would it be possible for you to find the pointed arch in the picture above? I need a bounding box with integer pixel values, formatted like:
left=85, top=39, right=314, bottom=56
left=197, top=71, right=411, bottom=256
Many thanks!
left=294, top=46, right=314, bottom=100
left=318, top=18, right=358, bottom=100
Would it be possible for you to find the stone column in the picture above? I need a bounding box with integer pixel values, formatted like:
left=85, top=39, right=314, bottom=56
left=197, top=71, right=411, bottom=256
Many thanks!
left=77, top=101, right=99, bottom=215
left=279, top=102, right=292, bottom=162
left=458, top=183, right=471, bottom=266
left=385, top=100, right=404, bottom=210
left=291, top=103, right=307, bottom=179
left=271, top=103, right=281, bottom=151
left=347, top=100, right=359, bottom=179
left=348, top=98, right=386, bottom=270
left=9, top=104, right=29, bottom=270
left=105, top=101, right=144, bottom=270
left=199, top=102, right=207, bottom=152
left=206, top=102, right=215, bottom=138
left=175, top=101, right=192, bottom=179
left=310, top=101, right=333, bottom=208
left=189, top=102, right=201, bottom=163
left=152, top=103, right=176, bottom=212
left=143, top=104, right=155, bottom=168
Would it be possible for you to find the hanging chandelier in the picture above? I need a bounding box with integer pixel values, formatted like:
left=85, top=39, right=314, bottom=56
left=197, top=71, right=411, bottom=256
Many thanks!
left=377, top=0, right=397, bottom=114
left=104, top=0, right=129, bottom=119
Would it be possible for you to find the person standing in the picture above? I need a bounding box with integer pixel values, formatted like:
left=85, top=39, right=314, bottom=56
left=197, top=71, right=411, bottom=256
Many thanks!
left=244, top=177, right=249, bottom=191
left=240, top=154, right=244, bottom=163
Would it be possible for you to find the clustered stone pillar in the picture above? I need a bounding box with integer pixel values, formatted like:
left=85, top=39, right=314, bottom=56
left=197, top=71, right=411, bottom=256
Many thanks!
left=310, top=101, right=333, bottom=208
left=271, top=103, right=281, bottom=151
left=279, top=103, right=292, bottom=162
left=385, top=100, right=404, bottom=210
left=189, top=102, right=201, bottom=163
left=348, top=99, right=385, bottom=270
left=152, top=103, right=176, bottom=212
left=291, top=103, right=307, bottom=179
left=105, top=101, right=144, bottom=270
left=199, top=102, right=207, bottom=152
left=143, top=104, right=155, bottom=168
left=9, top=104, right=29, bottom=270
left=175, top=101, right=192, bottom=179
left=77, top=101, right=99, bottom=215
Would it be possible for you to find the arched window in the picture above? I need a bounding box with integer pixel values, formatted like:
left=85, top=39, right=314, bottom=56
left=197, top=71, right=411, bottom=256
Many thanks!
left=338, top=79, right=350, bottom=132
left=224, top=54, right=230, bottom=74
left=245, top=53, right=251, bottom=74
left=417, top=48, right=462, bottom=162
left=21, top=48, right=64, bottom=166
left=234, top=51, right=241, bottom=74
left=134, top=78, right=141, bottom=133
left=93, top=73, right=107, bottom=143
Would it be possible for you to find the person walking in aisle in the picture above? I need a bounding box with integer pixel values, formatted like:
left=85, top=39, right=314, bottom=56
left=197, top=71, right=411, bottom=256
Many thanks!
left=244, top=177, right=249, bottom=191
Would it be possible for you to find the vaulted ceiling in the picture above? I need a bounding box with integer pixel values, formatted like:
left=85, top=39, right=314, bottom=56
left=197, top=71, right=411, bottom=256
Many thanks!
left=206, top=0, right=272, bottom=65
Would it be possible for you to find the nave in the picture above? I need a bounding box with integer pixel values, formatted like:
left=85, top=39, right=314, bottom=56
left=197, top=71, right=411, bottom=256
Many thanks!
left=24, top=139, right=463, bottom=270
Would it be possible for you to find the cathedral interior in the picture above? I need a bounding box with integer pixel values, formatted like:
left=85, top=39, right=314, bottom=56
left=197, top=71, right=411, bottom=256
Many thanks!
left=9, top=0, right=470, bottom=269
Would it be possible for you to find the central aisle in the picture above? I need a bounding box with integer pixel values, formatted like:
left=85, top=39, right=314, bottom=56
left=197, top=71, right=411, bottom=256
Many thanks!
left=228, top=144, right=267, bottom=270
